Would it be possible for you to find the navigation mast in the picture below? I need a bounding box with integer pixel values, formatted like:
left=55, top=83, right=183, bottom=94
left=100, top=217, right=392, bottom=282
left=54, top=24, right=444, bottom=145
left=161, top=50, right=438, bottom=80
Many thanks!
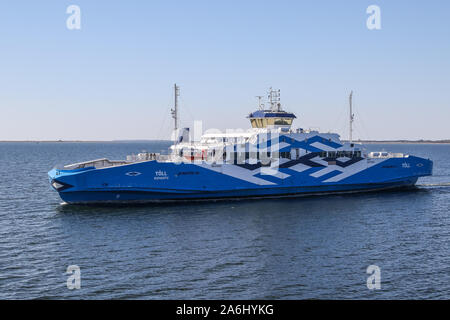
left=268, top=88, right=281, bottom=111
left=349, top=91, right=354, bottom=144
left=171, top=84, right=180, bottom=131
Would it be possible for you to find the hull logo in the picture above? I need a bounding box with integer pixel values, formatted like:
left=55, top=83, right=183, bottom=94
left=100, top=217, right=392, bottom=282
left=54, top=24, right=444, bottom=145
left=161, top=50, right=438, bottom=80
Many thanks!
left=126, top=171, right=142, bottom=176
left=154, top=170, right=169, bottom=180
left=401, top=162, right=411, bottom=168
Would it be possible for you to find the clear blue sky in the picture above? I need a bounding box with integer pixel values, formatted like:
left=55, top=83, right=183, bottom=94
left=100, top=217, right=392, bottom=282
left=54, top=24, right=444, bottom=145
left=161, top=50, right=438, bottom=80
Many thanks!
left=0, top=0, right=449, bottom=140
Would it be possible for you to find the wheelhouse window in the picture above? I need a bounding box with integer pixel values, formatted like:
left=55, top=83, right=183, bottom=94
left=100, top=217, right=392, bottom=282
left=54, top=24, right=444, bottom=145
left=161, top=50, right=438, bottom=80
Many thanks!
left=250, top=117, right=293, bottom=128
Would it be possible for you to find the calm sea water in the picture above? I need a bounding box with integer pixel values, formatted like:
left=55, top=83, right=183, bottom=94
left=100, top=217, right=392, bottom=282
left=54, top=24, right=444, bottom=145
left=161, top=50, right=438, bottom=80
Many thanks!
left=0, top=142, right=449, bottom=299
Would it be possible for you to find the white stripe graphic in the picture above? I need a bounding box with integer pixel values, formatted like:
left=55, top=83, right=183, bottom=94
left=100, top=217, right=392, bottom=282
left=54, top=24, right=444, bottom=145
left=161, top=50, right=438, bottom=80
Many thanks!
left=310, top=142, right=339, bottom=151
left=289, top=163, right=311, bottom=173
left=323, top=159, right=384, bottom=182
left=196, top=163, right=276, bottom=185
left=260, top=167, right=290, bottom=179
left=310, top=165, right=343, bottom=178
left=310, top=156, right=329, bottom=166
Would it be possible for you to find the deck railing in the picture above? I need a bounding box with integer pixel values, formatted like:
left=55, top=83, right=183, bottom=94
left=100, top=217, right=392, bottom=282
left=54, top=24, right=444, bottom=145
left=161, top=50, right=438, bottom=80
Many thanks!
left=63, top=158, right=131, bottom=170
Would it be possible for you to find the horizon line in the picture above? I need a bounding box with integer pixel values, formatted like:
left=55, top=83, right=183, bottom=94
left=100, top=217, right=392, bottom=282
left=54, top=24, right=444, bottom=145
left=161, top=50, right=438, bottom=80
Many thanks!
left=1, top=139, right=450, bottom=144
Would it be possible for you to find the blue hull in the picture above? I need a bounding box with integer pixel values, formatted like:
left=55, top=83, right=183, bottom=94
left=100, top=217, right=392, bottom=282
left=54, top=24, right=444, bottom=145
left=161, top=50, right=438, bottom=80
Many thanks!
left=56, top=180, right=418, bottom=204
left=48, top=155, right=432, bottom=204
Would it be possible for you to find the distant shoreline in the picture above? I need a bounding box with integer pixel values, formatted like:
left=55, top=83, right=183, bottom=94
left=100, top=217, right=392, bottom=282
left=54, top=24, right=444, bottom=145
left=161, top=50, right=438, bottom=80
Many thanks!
left=0, top=140, right=172, bottom=143
left=351, top=140, right=450, bottom=144
left=1, top=140, right=449, bottom=144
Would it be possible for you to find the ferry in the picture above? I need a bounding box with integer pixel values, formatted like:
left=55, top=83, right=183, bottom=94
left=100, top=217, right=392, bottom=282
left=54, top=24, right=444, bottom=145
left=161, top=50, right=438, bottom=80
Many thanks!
left=48, top=85, right=433, bottom=204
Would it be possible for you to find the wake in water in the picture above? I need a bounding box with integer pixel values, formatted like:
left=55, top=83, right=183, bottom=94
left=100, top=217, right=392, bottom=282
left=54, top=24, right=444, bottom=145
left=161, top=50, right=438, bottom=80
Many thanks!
left=416, top=182, right=450, bottom=190
left=417, top=182, right=450, bottom=187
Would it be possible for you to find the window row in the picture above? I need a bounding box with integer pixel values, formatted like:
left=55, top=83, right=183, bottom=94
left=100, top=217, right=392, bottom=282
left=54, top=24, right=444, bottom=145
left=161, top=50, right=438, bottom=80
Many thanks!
left=250, top=118, right=293, bottom=128
left=319, top=151, right=362, bottom=158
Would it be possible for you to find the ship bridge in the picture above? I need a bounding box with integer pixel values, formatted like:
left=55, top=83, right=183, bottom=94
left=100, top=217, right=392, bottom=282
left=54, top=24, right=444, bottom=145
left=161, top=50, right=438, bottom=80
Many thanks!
left=248, top=110, right=296, bottom=128
left=248, top=88, right=296, bottom=129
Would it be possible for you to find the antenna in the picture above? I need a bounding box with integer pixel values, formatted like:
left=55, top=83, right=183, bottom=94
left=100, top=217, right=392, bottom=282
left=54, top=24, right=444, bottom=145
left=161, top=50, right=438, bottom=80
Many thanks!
left=349, top=91, right=354, bottom=144
left=256, top=96, right=264, bottom=110
left=171, top=84, right=180, bottom=131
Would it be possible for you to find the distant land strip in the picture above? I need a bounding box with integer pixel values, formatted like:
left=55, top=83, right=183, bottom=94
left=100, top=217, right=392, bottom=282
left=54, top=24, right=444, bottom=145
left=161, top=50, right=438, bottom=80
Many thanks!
left=0, top=140, right=172, bottom=143
left=1, top=139, right=449, bottom=143
left=350, top=140, right=450, bottom=144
